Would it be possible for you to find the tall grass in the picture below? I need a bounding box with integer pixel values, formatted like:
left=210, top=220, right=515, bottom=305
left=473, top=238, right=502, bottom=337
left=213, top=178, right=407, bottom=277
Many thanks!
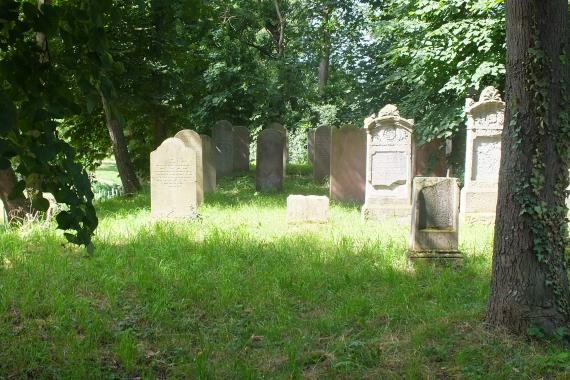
left=0, top=167, right=567, bottom=379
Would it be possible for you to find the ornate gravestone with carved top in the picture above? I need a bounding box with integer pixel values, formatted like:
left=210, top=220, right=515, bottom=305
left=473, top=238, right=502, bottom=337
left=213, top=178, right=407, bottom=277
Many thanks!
left=460, top=86, right=505, bottom=224
left=362, top=105, right=415, bottom=222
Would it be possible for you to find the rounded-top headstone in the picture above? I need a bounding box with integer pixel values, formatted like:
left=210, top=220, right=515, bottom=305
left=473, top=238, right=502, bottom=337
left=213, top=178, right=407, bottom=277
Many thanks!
left=174, top=129, right=203, bottom=204
left=213, top=120, right=234, bottom=177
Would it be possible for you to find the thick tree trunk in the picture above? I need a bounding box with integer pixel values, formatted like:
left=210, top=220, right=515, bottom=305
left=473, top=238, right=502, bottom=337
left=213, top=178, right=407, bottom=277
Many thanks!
left=99, top=89, right=141, bottom=194
left=486, top=0, right=570, bottom=335
left=0, top=168, right=31, bottom=221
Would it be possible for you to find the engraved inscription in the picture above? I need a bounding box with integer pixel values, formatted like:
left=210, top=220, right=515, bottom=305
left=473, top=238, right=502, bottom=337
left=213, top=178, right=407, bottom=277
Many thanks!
left=370, top=151, right=407, bottom=186
left=472, top=136, right=501, bottom=182
left=474, top=112, right=504, bottom=130
left=418, top=182, right=453, bottom=230
left=154, top=155, right=196, bottom=188
left=371, top=127, right=409, bottom=146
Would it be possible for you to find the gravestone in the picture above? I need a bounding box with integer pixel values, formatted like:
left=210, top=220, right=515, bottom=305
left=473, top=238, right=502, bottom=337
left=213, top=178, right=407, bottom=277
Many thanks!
left=307, top=129, right=316, bottom=165
left=213, top=120, right=234, bottom=177
left=151, top=138, right=197, bottom=219
left=256, top=129, right=285, bottom=192
left=267, top=122, right=288, bottom=175
left=362, top=105, right=415, bottom=222
left=0, top=198, right=5, bottom=225
left=233, top=126, right=250, bottom=172
left=313, top=125, right=332, bottom=183
left=414, top=139, right=447, bottom=177
left=287, top=195, right=329, bottom=223
left=409, top=177, right=460, bottom=258
left=200, top=134, right=216, bottom=193
left=174, top=129, right=203, bottom=204
left=330, top=125, right=366, bottom=203
left=460, top=87, right=505, bottom=224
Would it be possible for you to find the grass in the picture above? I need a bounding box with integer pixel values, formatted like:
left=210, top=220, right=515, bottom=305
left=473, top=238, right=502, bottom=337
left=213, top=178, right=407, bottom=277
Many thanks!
left=0, top=165, right=568, bottom=379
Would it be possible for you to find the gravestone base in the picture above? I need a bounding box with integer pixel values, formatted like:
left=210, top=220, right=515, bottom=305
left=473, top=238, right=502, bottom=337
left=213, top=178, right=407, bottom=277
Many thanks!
left=411, top=230, right=458, bottom=252
left=460, top=188, right=498, bottom=225
left=407, top=250, right=462, bottom=262
left=460, top=212, right=496, bottom=225
left=362, top=199, right=411, bottom=224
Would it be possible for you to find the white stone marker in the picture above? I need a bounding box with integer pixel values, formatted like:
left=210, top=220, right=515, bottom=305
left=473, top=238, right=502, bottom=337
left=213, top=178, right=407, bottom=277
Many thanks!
left=362, top=105, right=415, bottom=221
left=409, top=177, right=460, bottom=257
left=151, top=138, right=197, bottom=219
left=287, top=195, right=329, bottom=224
left=175, top=129, right=203, bottom=204
left=460, top=86, right=505, bottom=224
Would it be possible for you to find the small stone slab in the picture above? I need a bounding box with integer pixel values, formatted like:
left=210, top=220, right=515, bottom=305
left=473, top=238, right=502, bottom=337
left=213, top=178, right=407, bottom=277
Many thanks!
left=200, top=134, right=216, bottom=193
left=409, top=177, right=460, bottom=256
left=287, top=195, right=329, bottom=224
left=151, top=138, right=197, bottom=219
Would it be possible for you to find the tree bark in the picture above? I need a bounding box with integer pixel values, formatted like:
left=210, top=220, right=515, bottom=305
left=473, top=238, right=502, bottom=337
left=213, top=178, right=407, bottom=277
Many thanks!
left=0, top=168, right=31, bottom=221
left=272, top=0, right=284, bottom=57
left=486, top=0, right=570, bottom=335
left=153, top=117, right=167, bottom=148
left=99, top=88, right=141, bottom=194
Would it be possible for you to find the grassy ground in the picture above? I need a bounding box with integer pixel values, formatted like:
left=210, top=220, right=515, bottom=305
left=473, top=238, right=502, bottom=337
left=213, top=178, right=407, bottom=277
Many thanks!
left=0, top=165, right=568, bottom=379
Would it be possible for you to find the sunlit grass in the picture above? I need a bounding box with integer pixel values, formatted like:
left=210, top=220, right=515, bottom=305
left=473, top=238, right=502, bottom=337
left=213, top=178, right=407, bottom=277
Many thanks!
left=0, top=166, right=567, bottom=379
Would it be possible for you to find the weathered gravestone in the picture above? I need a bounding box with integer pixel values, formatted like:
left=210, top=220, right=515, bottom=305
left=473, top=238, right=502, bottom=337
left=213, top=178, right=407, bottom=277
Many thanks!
left=409, top=177, right=460, bottom=258
left=174, top=129, right=203, bottom=204
left=151, top=138, right=197, bottom=219
left=267, top=122, right=288, bottom=175
left=313, top=125, right=332, bottom=183
left=414, top=139, right=448, bottom=177
left=213, top=120, right=234, bottom=177
left=256, top=129, right=285, bottom=192
left=200, top=134, right=216, bottom=193
left=233, top=126, right=250, bottom=172
left=0, top=198, right=5, bottom=225
left=460, top=87, right=505, bottom=224
left=287, top=195, right=329, bottom=223
left=307, top=129, right=316, bottom=165
left=330, top=125, right=366, bottom=203
left=362, top=105, right=415, bottom=222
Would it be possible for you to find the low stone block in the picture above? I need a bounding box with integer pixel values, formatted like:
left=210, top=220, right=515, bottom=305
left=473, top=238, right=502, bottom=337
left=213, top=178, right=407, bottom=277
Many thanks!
left=287, top=195, right=329, bottom=224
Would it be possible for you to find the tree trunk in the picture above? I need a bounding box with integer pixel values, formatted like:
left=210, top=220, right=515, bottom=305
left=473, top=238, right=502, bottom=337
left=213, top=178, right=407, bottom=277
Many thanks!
left=99, top=88, right=141, bottom=194
left=272, top=0, right=284, bottom=57
left=486, top=0, right=570, bottom=336
left=318, top=7, right=332, bottom=97
left=0, top=168, right=31, bottom=221
left=153, top=117, right=167, bottom=148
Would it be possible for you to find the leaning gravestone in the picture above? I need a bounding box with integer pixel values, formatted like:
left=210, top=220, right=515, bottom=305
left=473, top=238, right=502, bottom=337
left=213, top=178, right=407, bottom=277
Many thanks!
left=267, top=122, right=288, bottom=175
left=287, top=195, right=329, bottom=223
left=233, top=126, right=250, bottom=173
left=313, top=125, right=332, bottom=183
left=256, top=129, right=285, bottom=192
left=200, top=134, right=217, bottom=193
left=409, top=177, right=460, bottom=259
left=213, top=120, right=234, bottom=178
left=460, top=87, right=505, bottom=224
left=174, top=129, right=203, bottom=204
left=151, top=138, right=197, bottom=219
left=362, top=105, right=415, bottom=222
left=330, top=125, right=366, bottom=203
left=307, top=129, right=316, bottom=165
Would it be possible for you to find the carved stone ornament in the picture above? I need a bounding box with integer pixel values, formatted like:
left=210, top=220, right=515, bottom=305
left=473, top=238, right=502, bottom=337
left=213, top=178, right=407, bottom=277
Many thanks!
left=378, top=104, right=400, bottom=118
left=479, top=86, right=502, bottom=102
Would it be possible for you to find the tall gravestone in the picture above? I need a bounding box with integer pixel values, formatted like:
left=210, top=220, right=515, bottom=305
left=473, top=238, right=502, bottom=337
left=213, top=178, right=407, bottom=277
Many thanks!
left=174, top=129, right=203, bottom=204
left=200, top=134, right=216, bottom=193
left=233, top=126, right=250, bottom=172
left=313, top=125, right=332, bottom=183
left=213, top=120, right=234, bottom=178
left=267, top=122, right=288, bottom=175
left=256, top=129, right=285, bottom=192
left=330, top=125, right=366, bottom=203
left=460, top=87, right=505, bottom=224
left=307, top=129, right=316, bottom=165
left=362, top=105, right=415, bottom=221
left=414, top=139, right=447, bottom=177
left=409, top=177, right=460, bottom=258
left=151, top=138, right=197, bottom=219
